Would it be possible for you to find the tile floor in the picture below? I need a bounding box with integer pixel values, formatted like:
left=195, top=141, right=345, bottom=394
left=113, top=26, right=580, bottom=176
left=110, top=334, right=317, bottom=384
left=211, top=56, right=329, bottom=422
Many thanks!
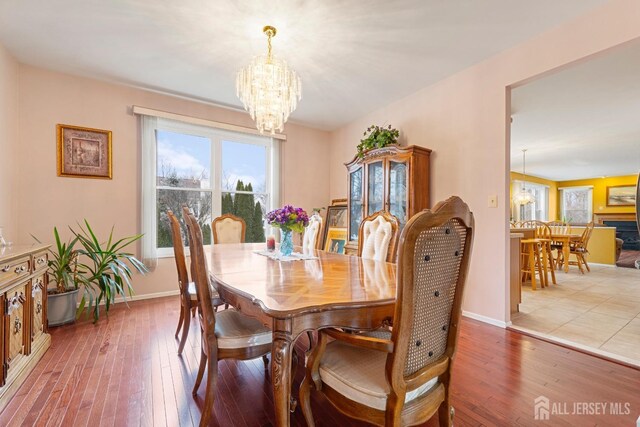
left=511, top=263, right=640, bottom=364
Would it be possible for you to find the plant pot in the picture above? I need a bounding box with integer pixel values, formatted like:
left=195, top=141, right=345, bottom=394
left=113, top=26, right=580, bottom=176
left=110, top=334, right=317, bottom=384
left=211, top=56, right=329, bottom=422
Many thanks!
left=47, top=288, right=79, bottom=326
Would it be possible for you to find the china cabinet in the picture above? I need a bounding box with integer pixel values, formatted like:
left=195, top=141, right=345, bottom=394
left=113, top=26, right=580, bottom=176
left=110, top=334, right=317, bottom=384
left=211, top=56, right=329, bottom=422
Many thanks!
left=345, top=145, right=431, bottom=254
left=0, top=244, right=51, bottom=412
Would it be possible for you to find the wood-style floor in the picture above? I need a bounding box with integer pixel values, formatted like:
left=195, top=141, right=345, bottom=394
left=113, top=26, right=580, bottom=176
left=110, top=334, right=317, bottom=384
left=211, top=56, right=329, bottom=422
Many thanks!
left=1, top=296, right=639, bottom=427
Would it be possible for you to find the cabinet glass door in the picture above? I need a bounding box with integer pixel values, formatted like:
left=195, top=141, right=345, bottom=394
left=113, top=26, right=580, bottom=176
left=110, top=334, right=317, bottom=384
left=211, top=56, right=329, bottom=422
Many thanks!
left=389, top=161, right=408, bottom=226
left=367, top=161, right=384, bottom=215
left=349, top=167, right=363, bottom=241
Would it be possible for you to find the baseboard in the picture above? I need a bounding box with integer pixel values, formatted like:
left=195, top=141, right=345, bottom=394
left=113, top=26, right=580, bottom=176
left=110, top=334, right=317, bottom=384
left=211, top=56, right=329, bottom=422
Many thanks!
left=77, top=289, right=180, bottom=307
left=462, top=311, right=508, bottom=328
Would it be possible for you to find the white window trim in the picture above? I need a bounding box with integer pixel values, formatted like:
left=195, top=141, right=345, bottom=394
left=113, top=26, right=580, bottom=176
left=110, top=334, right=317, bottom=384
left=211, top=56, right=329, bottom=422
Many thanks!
left=141, top=115, right=279, bottom=262
left=559, top=186, right=593, bottom=224
left=511, top=180, right=550, bottom=222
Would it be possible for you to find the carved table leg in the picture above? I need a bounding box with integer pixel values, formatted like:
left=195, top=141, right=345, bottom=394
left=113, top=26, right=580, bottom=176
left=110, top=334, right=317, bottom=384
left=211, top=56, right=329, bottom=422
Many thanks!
left=271, top=322, right=294, bottom=427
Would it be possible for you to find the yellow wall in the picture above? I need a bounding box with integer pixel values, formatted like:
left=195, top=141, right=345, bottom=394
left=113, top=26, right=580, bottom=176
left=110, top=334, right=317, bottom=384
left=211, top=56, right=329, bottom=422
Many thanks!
left=509, top=172, right=559, bottom=220
left=557, top=175, right=638, bottom=218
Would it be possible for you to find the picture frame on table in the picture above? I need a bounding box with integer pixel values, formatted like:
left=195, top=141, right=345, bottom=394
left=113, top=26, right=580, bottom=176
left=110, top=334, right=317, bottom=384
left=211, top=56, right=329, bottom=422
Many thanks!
left=606, top=185, right=636, bottom=206
left=324, top=228, right=347, bottom=254
left=57, top=124, right=112, bottom=179
left=322, top=204, right=347, bottom=250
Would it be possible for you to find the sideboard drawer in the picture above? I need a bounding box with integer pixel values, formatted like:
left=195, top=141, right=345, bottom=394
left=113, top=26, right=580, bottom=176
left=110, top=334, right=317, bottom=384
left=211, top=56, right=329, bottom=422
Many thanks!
left=32, top=252, right=48, bottom=273
left=0, top=257, right=30, bottom=288
left=5, top=283, right=28, bottom=379
left=31, top=275, right=46, bottom=342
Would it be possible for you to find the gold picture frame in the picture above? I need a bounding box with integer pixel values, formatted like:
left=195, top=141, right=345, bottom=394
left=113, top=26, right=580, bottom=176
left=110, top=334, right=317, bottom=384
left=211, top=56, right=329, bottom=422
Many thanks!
left=57, top=124, right=112, bottom=179
left=324, top=228, right=347, bottom=254
left=606, top=185, right=636, bottom=207
left=321, top=205, right=347, bottom=250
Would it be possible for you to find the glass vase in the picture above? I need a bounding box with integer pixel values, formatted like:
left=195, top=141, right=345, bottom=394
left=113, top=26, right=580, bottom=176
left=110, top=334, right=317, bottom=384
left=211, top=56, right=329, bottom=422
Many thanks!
left=280, top=229, right=294, bottom=257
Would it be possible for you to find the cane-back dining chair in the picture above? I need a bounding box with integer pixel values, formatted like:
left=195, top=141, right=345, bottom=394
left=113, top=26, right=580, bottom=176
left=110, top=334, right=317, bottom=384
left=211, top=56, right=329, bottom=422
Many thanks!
left=182, top=208, right=272, bottom=427
left=358, top=211, right=401, bottom=263
left=212, top=213, right=246, bottom=244
left=299, top=196, right=474, bottom=427
left=302, top=213, right=323, bottom=251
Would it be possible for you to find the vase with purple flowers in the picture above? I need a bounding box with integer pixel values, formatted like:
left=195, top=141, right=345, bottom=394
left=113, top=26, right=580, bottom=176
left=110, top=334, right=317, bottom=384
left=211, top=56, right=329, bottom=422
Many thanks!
left=265, top=205, right=309, bottom=257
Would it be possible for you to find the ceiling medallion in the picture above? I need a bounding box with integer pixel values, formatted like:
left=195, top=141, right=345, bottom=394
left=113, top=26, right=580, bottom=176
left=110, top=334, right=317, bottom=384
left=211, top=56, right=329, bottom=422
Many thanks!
left=236, top=25, right=302, bottom=134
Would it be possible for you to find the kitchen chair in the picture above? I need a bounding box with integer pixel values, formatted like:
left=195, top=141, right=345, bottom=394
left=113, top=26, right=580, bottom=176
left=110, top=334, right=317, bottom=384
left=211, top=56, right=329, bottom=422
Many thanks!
left=299, top=196, right=474, bottom=427
left=212, top=213, right=246, bottom=244
left=183, top=207, right=272, bottom=427
left=358, top=210, right=401, bottom=263
left=520, top=220, right=556, bottom=286
left=560, top=221, right=594, bottom=274
left=302, top=213, right=323, bottom=251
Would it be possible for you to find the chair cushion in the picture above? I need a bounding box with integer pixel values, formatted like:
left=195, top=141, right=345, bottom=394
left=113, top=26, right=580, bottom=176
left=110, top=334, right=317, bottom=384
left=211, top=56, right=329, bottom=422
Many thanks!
left=214, top=309, right=272, bottom=349
left=361, top=216, right=393, bottom=261
left=188, top=281, right=224, bottom=306
left=319, top=340, right=438, bottom=411
left=188, top=281, right=198, bottom=300
left=215, top=218, right=243, bottom=244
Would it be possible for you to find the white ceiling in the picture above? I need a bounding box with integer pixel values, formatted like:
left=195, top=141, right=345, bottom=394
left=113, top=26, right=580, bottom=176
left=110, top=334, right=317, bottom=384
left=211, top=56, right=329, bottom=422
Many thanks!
left=511, top=41, right=640, bottom=182
left=0, top=1, right=606, bottom=130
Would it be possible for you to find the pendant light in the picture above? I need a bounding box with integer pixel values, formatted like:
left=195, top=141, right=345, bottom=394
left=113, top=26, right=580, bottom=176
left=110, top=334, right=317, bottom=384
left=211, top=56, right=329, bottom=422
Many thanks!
left=513, top=149, right=534, bottom=205
left=236, top=26, right=302, bottom=134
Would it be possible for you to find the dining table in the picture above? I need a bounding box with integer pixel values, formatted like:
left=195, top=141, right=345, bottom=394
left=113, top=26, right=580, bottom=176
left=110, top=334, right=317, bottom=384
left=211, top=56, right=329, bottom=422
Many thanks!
left=204, top=243, right=397, bottom=427
left=550, top=233, right=582, bottom=272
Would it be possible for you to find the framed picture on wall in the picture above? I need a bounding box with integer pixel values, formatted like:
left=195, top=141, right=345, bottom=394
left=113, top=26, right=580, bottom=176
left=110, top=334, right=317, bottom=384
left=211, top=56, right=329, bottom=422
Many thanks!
left=606, top=185, right=636, bottom=206
left=324, top=228, right=347, bottom=254
left=57, top=124, right=112, bottom=179
left=321, top=205, right=347, bottom=249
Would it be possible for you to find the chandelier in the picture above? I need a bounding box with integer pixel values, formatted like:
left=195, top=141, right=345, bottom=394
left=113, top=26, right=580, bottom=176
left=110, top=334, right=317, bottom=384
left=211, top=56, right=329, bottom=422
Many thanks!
left=513, top=149, right=534, bottom=205
left=236, top=26, right=302, bottom=134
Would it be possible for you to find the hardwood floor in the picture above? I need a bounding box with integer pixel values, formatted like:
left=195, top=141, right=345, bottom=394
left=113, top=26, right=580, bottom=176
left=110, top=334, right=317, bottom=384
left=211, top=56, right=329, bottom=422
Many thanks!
left=0, top=296, right=639, bottom=426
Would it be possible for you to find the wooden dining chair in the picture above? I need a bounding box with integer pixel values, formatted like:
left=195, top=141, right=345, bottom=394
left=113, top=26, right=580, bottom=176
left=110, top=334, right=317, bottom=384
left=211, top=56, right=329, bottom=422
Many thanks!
left=546, top=220, right=570, bottom=265
left=302, top=213, right=323, bottom=251
left=167, top=210, right=199, bottom=355
left=183, top=207, right=272, bottom=427
left=212, top=213, right=246, bottom=244
left=520, top=220, right=556, bottom=286
left=299, top=196, right=474, bottom=427
left=358, top=210, right=401, bottom=263
left=568, top=221, right=594, bottom=274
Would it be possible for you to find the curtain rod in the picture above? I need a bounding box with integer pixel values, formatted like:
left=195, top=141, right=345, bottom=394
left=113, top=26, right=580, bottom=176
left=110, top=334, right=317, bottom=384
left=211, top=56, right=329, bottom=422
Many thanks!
left=131, top=105, right=287, bottom=141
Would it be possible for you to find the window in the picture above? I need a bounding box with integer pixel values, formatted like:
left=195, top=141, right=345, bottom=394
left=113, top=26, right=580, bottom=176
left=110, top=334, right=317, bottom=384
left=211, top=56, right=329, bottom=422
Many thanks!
left=511, top=181, right=549, bottom=222
left=560, top=187, right=593, bottom=224
left=141, top=117, right=279, bottom=258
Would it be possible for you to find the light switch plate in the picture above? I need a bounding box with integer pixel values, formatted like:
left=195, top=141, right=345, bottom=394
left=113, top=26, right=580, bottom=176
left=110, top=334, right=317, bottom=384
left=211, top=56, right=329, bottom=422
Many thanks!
left=488, top=195, right=498, bottom=208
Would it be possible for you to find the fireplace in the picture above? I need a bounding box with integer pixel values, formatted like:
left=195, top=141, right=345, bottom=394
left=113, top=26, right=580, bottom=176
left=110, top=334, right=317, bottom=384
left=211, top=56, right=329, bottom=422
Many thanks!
left=603, top=220, right=640, bottom=250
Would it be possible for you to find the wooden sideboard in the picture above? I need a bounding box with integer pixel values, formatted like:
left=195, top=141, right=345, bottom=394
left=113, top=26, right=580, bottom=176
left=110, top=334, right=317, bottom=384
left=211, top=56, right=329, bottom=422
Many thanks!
left=0, top=244, right=51, bottom=411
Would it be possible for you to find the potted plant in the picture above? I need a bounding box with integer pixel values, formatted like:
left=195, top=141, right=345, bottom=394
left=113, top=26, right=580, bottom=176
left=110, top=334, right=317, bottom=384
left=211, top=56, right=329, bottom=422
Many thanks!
left=73, top=220, right=148, bottom=323
left=42, top=227, right=83, bottom=326
left=356, top=124, right=400, bottom=158
left=37, top=221, right=148, bottom=325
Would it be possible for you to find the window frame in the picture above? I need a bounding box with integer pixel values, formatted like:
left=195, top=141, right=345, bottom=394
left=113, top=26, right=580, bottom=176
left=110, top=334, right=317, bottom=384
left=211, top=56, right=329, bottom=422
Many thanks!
left=559, top=186, right=593, bottom=224
left=152, top=118, right=274, bottom=258
left=511, top=180, right=549, bottom=222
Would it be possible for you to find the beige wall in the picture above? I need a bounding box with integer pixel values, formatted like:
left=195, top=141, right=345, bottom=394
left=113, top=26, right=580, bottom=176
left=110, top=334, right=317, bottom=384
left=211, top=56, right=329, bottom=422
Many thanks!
left=328, top=0, right=640, bottom=324
left=16, top=65, right=330, bottom=298
left=0, top=44, right=18, bottom=243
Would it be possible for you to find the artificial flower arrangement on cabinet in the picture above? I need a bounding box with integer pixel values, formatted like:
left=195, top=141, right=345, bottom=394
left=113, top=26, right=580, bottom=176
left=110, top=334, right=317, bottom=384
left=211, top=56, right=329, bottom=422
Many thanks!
left=356, top=124, right=400, bottom=158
